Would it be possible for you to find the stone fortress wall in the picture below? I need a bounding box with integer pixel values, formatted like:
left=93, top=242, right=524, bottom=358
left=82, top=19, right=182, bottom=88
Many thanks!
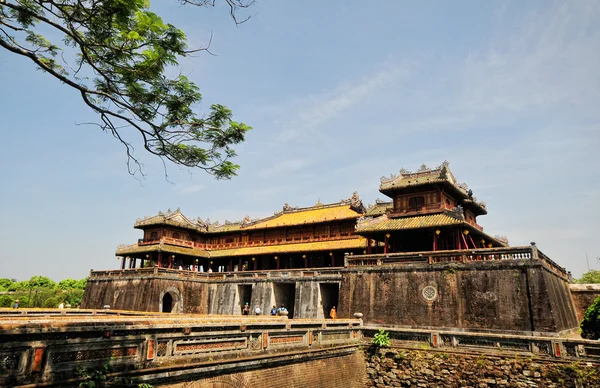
left=83, top=246, right=580, bottom=335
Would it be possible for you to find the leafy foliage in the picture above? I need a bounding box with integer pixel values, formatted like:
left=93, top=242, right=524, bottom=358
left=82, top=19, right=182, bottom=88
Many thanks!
left=577, top=270, right=600, bottom=284
left=0, top=0, right=252, bottom=178
left=371, top=329, right=391, bottom=348
left=0, top=276, right=88, bottom=308
left=581, top=296, right=600, bottom=340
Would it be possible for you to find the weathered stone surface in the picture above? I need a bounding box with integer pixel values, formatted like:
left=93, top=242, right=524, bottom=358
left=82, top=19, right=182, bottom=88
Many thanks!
left=364, top=348, right=600, bottom=388
left=338, top=260, right=578, bottom=333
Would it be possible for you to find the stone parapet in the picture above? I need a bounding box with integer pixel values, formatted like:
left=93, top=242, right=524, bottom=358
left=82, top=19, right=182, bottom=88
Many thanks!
left=0, top=313, right=362, bottom=387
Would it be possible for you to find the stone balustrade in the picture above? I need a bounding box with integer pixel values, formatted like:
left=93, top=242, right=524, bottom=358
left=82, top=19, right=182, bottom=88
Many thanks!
left=0, top=311, right=362, bottom=387
left=345, top=245, right=568, bottom=276
left=362, top=326, right=600, bottom=361
left=89, top=266, right=344, bottom=281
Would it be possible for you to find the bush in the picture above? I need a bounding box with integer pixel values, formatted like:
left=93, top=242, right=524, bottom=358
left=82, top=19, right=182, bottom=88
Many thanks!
left=0, top=295, right=14, bottom=307
left=581, top=296, right=600, bottom=339
left=371, top=329, right=391, bottom=347
left=43, top=297, right=60, bottom=308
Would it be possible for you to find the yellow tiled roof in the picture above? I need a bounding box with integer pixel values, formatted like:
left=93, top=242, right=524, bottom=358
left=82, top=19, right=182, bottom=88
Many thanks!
left=356, top=213, right=464, bottom=232
left=356, top=213, right=507, bottom=247
left=209, top=237, right=367, bottom=258
left=116, top=242, right=210, bottom=258
left=365, top=202, right=392, bottom=217
left=243, top=205, right=362, bottom=230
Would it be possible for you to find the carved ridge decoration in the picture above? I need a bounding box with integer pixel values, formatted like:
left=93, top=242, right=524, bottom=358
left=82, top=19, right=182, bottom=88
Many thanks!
left=355, top=215, right=387, bottom=230
left=131, top=192, right=369, bottom=239
left=379, top=161, right=472, bottom=196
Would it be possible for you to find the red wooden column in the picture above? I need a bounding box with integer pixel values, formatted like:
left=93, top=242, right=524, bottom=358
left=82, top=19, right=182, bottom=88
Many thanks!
left=121, top=257, right=126, bottom=270
left=157, top=252, right=162, bottom=268
left=276, top=256, right=280, bottom=270
left=253, top=257, right=257, bottom=270
left=330, top=252, right=335, bottom=267
left=384, top=234, right=390, bottom=254
left=303, top=254, right=308, bottom=268
left=367, top=238, right=372, bottom=254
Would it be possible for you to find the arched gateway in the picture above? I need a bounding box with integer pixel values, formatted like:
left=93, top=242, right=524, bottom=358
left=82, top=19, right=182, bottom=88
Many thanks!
left=159, top=287, right=183, bottom=313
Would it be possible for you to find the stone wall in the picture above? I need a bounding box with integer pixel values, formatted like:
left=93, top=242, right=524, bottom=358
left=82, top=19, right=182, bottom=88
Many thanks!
left=160, top=350, right=366, bottom=388
left=365, top=347, right=600, bottom=388
left=84, top=270, right=339, bottom=319
left=338, top=260, right=579, bottom=334
left=569, top=284, right=600, bottom=321
left=84, top=260, right=578, bottom=334
left=82, top=274, right=209, bottom=314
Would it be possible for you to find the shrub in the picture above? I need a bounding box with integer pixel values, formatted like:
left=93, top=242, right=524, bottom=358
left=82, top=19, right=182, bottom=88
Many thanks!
left=371, top=329, right=391, bottom=347
left=581, top=296, right=600, bottom=340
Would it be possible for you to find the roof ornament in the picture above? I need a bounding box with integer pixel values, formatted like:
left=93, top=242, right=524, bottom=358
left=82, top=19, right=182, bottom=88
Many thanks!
left=167, top=208, right=172, bottom=213
left=242, top=215, right=251, bottom=225
left=283, top=203, right=293, bottom=211
left=495, top=235, right=509, bottom=245
left=467, top=189, right=473, bottom=199
left=418, top=163, right=429, bottom=172
left=314, top=199, right=324, bottom=207
left=447, top=205, right=465, bottom=220
left=399, top=168, right=410, bottom=174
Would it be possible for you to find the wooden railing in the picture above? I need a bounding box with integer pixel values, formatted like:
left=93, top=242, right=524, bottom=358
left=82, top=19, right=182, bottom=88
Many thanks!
left=345, top=245, right=568, bottom=275
left=137, top=234, right=360, bottom=251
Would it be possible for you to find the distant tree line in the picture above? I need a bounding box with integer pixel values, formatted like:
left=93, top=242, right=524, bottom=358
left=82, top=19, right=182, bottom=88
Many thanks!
left=577, top=270, right=600, bottom=284
left=0, top=276, right=87, bottom=308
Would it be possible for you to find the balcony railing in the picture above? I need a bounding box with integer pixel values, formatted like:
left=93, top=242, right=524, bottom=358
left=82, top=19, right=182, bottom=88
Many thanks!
left=90, top=266, right=344, bottom=280
left=345, top=245, right=568, bottom=276
left=137, top=234, right=360, bottom=251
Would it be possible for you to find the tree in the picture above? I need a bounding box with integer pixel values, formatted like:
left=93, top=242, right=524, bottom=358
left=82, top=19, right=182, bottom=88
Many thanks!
left=577, top=270, right=600, bottom=284
left=0, top=0, right=252, bottom=178
left=28, top=275, right=56, bottom=289
left=581, top=296, right=600, bottom=340
left=57, top=278, right=85, bottom=290
left=0, top=278, right=13, bottom=292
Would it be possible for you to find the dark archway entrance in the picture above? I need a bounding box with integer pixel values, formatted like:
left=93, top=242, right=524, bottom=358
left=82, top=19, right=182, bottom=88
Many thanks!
left=273, top=283, right=296, bottom=318
left=320, top=283, right=339, bottom=318
left=162, top=293, right=173, bottom=313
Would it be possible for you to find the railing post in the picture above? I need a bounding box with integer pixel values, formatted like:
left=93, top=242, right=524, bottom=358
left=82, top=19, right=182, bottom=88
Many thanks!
left=530, top=242, right=539, bottom=261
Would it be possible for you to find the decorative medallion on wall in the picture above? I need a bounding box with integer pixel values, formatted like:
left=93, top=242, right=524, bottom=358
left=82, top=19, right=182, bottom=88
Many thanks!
left=422, top=285, right=438, bottom=301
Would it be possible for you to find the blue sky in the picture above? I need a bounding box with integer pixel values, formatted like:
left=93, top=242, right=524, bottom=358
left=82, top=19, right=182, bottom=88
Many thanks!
left=1, top=0, right=599, bottom=281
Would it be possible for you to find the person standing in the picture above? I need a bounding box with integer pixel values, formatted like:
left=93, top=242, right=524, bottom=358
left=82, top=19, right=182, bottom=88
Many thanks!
left=12, top=299, right=19, bottom=309
left=270, top=305, right=277, bottom=316
left=58, top=300, right=65, bottom=309
left=242, top=302, right=250, bottom=315
left=254, top=306, right=261, bottom=315
left=329, top=306, right=337, bottom=319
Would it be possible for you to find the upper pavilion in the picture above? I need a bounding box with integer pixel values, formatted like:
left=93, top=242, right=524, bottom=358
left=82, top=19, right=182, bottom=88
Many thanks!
left=115, top=162, right=508, bottom=271
left=356, top=161, right=507, bottom=254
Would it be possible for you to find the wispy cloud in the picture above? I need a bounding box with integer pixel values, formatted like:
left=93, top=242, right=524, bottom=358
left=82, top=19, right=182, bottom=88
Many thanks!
left=255, top=158, right=309, bottom=178
left=269, top=63, right=412, bottom=143
left=174, top=183, right=205, bottom=195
